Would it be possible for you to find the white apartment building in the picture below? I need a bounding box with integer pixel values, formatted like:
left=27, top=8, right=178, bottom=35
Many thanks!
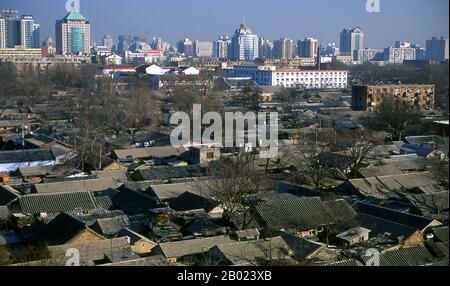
left=194, top=41, right=213, bottom=58
left=0, top=17, right=5, bottom=49
left=224, top=65, right=348, bottom=89
left=383, top=46, right=416, bottom=64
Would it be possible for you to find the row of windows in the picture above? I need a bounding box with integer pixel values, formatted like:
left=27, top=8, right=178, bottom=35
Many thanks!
left=277, top=72, right=346, bottom=76
left=280, top=83, right=346, bottom=88
left=277, top=78, right=345, bottom=83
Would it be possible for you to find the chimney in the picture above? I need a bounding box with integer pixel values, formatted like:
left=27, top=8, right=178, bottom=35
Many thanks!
left=317, top=46, right=321, bottom=71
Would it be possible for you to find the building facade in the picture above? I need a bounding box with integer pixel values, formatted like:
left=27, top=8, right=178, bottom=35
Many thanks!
left=2, top=9, right=20, bottom=48
left=194, top=40, right=213, bottom=58
left=426, top=36, right=449, bottom=62
left=354, top=48, right=383, bottom=64
left=1, top=9, right=40, bottom=49
left=20, top=15, right=40, bottom=48
left=258, top=37, right=273, bottom=59
left=230, top=22, right=258, bottom=61
left=0, top=17, right=5, bottom=49
left=0, top=47, right=42, bottom=61
left=213, top=36, right=230, bottom=60
left=224, top=65, right=348, bottom=89
left=273, top=38, right=294, bottom=59
left=340, top=27, right=364, bottom=60
left=117, top=35, right=132, bottom=55
left=298, top=37, right=318, bottom=58
left=351, top=84, right=435, bottom=111
left=383, top=46, right=416, bottom=64
left=102, top=34, right=114, bottom=51
left=177, top=38, right=194, bottom=57
left=55, top=11, right=91, bottom=55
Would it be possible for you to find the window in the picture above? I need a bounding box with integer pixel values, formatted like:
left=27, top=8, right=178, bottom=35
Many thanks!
left=206, top=151, right=214, bottom=159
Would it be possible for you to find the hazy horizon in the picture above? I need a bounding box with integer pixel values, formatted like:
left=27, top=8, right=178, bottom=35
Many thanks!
left=1, top=0, right=449, bottom=48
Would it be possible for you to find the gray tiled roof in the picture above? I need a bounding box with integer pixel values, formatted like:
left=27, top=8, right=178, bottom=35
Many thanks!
left=89, top=216, right=130, bottom=236
left=47, top=237, right=131, bottom=263
left=15, top=192, right=98, bottom=214
left=353, top=201, right=437, bottom=231
left=33, top=178, right=119, bottom=194
left=255, top=197, right=335, bottom=231
left=362, top=243, right=448, bottom=266
left=433, top=226, right=449, bottom=243
left=157, top=236, right=235, bottom=258
left=100, top=256, right=173, bottom=266
left=211, top=236, right=294, bottom=266
left=0, top=149, right=55, bottom=164
left=315, top=259, right=362, bottom=266
left=94, top=196, right=114, bottom=210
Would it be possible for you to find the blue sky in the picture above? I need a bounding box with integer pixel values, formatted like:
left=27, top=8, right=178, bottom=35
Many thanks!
left=1, top=0, right=448, bottom=48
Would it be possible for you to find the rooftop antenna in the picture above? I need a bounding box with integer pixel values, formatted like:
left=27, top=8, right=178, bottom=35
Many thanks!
left=242, top=14, right=246, bottom=26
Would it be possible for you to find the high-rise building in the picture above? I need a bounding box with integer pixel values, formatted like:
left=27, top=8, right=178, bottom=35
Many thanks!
left=0, top=10, right=40, bottom=49
left=214, top=36, right=230, bottom=59
left=194, top=40, right=213, bottom=57
left=411, top=44, right=426, bottom=61
left=230, top=21, right=258, bottom=61
left=354, top=48, right=383, bottom=64
left=0, top=17, right=5, bottom=49
left=55, top=11, right=91, bottom=55
left=383, top=46, right=416, bottom=64
left=102, top=34, right=114, bottom=51
left=426, top=36, right=449, bottom=62
left=20, top=15, right=40, bottom=48
left=321, top=43, right=340, bottom=57
left=298, top=37, right=318, bottom=58
left=340, top=27, right=364, bottom=59
left=151, top=37, right=163, bottom=50
left=258, top=37, right=273, bottom=59
left=117, top=35, right=132, bottom=55
left=2, top=9, right=20, bottom=48
left=177, top=38, right=194, bottom=57
left=273, top=38, right=294, bottom=59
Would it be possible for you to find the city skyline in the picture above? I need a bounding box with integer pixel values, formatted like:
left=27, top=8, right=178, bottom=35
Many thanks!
left=0, top=0, right=449, bottom=48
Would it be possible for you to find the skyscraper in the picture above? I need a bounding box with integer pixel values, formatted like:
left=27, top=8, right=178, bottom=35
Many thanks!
left=274, top=38, right=294, bottom=59
left=20, top=15, right=40, bottom=48
left=177, top=38, right=194, bottom=57
left=426, top=36, right=449, bottom=62
left=0, top=9, right=40, bottom=49
left=298, top=38, right=318, bottom=58
left=0, top=17, right=5, bottom=49
left=55, top=11, right=91, bottom=55
left=214, top=36, right=230, bottom=59
left=102, top=34, right=114, bottom=51
left=258, top=37, right=273, bottom=59
left=117, top=35, right=132, bottom=55
left=151, top=37, right=163, bottom=50
left=230, top=21, right=258, bottom=61
left=2, top=9, right=20, bottom=48
left=340, top=27, right=364, bottom=59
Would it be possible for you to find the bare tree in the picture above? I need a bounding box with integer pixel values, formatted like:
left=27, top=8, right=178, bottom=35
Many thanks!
left=199, top=152, right=272, bottom=230
left=374, top=94, right=420, bottom=141
left=337, top=129, right=382, bottom=179
left=293, top=128, right=336, bottom=188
